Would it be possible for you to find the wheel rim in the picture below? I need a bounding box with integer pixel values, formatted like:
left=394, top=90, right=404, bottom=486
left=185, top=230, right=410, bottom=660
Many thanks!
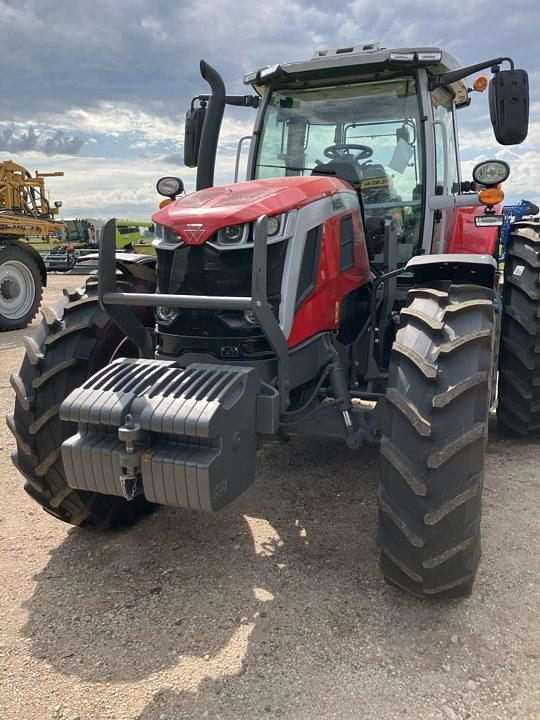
left=0, top=260, right=36, bottom=320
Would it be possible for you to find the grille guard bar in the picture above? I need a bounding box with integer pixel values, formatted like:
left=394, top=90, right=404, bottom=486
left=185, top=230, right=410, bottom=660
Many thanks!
left=98, top=216, right=291, bottom=412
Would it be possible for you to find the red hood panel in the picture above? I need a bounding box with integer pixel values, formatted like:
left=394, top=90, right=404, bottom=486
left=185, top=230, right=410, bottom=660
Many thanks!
left=152, top=175, right=349, bottom=244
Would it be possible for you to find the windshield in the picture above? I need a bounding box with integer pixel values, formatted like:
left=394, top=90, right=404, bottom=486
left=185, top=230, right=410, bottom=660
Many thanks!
left=255, top=78, right=424, bottom=266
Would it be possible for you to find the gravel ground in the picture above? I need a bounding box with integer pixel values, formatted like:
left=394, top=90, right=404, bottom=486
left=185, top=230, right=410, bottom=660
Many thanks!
left=0, top=275, right=538, bottom=720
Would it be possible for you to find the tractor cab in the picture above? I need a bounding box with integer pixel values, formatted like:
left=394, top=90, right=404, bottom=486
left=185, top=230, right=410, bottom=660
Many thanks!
left=179, top=44, right=528, bottom=274
left=244, top=45, right=528, bottom=269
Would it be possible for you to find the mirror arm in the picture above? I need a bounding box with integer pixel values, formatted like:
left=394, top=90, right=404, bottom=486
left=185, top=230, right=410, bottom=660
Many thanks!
left=193, top=94, right=259, bottom=108
left=190, top=95, right=207, bottom=110
left=429, top=56, right=514, bottom=90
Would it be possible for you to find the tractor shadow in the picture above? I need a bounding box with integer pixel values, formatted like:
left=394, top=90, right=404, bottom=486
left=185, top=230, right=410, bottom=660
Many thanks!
left=23, top=437, right=482, bottom=716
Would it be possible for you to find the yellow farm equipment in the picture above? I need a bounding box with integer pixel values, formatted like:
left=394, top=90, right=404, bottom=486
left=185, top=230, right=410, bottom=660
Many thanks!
left=0, top=160, right=64, bottom=329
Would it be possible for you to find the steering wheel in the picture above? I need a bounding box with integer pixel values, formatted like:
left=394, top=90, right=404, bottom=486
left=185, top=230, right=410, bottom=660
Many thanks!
left=324, top=143, right=373, bottom=161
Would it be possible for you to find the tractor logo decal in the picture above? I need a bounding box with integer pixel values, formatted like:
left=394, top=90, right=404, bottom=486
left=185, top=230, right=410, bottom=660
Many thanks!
left=213, top=477, right=228, bottom=501
left=179, top=223, right=206, bottom=244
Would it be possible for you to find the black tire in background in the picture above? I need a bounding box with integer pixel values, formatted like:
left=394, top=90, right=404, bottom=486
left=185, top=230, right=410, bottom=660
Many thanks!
left=498, top=220, right=540, bottom=436
left=8, top=279, right=155, bottom=529
left=0, top=245, right=43, bottom=331
left=378, top=283, right=495, bottom=598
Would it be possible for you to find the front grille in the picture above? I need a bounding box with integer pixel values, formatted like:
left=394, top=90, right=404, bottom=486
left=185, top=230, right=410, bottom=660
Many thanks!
left=155, top=238, right=287, bottom=344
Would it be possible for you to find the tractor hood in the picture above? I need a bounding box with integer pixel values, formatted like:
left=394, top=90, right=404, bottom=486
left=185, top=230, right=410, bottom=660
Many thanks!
left=152, top=175, right=349, bottom=245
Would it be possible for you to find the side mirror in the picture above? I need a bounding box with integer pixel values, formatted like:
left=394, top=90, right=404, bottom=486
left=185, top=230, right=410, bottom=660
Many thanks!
left=184, top=106, right=206, bottom=167
left=489, top=69, right=529, bottom=145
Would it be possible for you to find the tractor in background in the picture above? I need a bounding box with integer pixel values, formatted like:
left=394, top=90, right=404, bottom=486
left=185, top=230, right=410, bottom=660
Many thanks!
left=9, top=44, right=537, bottom=599
left=499, top=198, right=539, bottom=261
left=43, top=219, right=155, bottom=274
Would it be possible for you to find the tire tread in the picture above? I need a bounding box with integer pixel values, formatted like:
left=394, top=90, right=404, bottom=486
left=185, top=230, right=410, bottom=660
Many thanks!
left=498, top=220, right=540, bottom=436
left=8, top=282, right=154, bottom=528
left=378, top=282, right=494, bottom=598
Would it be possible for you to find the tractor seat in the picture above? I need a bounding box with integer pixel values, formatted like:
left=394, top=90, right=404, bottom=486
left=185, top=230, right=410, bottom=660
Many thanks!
left=360, top=163, right=391, bottom=202
left=311, top=160, right=362, bottom=188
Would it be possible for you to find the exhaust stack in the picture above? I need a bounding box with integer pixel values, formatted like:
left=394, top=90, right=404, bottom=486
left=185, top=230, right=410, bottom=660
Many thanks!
left=196, top=60, right=226, bottom=190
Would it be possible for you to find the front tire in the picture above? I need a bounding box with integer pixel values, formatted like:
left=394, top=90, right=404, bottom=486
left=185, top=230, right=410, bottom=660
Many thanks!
left=498, top=220, right=540, bottom=436
left=8, top=279, right=154, bottom=528
left=378, top=283, right=495, bottom=598
left=0, top=245, right=43, bottom=331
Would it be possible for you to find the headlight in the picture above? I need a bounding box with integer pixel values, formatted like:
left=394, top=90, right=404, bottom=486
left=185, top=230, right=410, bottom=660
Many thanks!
left=267, top=216, right=280, bottom=236
left=219, top=224, right=246, bottom=244
left=156, top=176, right=184, bottom=197
left=156, top=305, right=180, bottom=325
left=215, top=215, right=284, bottom=246
left=153, top=223, right=181, bottom=245
left=472, top=160, right=510, bottom=187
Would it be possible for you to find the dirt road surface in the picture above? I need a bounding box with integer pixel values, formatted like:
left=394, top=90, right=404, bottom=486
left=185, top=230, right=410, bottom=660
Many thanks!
left=0, top=275, right=538, bottom=720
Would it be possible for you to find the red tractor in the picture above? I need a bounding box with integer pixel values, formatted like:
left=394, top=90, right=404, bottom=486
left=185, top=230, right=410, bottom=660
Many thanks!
left=9, top=45, right=537, bottom=599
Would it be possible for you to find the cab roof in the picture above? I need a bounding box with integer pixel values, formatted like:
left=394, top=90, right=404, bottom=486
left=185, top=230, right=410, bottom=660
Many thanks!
left=244, top=43, right=461, bottom=88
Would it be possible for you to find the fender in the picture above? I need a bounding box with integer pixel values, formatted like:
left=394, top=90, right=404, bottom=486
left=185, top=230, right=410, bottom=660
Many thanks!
left=0, top=239, right=47, bottom=286
left=406, top=253, right=497, bottom=288
left=113, top=252, right=156, bottom=286
left=81, top=251, right=156, bottom=286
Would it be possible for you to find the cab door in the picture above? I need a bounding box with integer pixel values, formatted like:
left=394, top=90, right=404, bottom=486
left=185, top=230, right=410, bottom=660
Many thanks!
left=431, top=86, right=461, bottom=252
left=418, top=67, right=462, bottom=255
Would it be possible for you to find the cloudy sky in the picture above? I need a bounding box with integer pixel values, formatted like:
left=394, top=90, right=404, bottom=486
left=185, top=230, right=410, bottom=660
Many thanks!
left=1, top=0, right=538, bottom=220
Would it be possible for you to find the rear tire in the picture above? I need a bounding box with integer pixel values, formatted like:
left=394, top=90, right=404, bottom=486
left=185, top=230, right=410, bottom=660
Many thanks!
left=497, top=220, right=540, bottom=436
left=0, top=245, right=43, bottom=331
left=8, top=278, right=154, bottom=529
left=378, top=283, right=495, bottom=598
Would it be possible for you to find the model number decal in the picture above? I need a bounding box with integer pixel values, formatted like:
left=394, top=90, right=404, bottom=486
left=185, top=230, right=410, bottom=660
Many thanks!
left=332, top=197, right=345, bottom=211
left=213, top=477, right=228, bottom=500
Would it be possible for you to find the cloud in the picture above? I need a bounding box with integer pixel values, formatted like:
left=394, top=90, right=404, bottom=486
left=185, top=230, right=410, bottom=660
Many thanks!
left=1, top=0, right=537, bottom=118
left=0, top=143, right=241, bottom=220
left=11, top=103, right=254, bottom=160
left=0, top=0, right=329, bottom=117
left=52, top=104, right=181, bottom=142
left=0, top=0, right=537, bottom=212
left=140, top=15, right=167, bottom=42
left=0, top=124, right=85, bottom=155
left=162, top=152, right=183, bottom=165
left=459, top=121, right=540, bottom=152
left=42, top=131, right=85, bottom=156
left=0, top=0, right=38, bottom=26
left=0, top=126, right=38, bottom=152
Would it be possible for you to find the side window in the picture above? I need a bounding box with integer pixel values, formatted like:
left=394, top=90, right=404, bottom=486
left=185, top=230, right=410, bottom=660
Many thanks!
left=340, top=215, right=355, bottom=270
left=431, top=88, right=460, bottom=195
left=296, top=224, right=322, bottom=308
left=256, top=95, right=288, bottom=179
